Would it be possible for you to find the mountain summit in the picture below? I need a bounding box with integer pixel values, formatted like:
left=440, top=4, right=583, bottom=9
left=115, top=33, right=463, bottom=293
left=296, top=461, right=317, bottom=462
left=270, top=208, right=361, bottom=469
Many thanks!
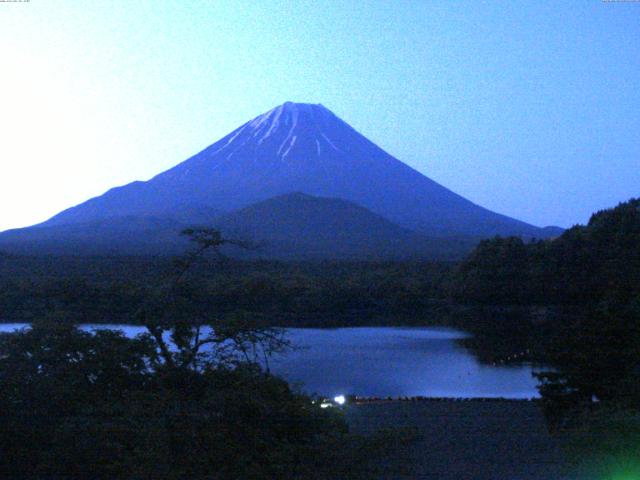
left=40, top=101, right=555, bottom=239
left=0, top=102, right=562, bottom=258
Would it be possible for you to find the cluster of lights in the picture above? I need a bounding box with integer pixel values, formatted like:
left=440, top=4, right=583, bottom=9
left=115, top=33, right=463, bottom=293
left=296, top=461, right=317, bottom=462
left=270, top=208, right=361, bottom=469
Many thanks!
left=315, top=394, right=347, bottom=408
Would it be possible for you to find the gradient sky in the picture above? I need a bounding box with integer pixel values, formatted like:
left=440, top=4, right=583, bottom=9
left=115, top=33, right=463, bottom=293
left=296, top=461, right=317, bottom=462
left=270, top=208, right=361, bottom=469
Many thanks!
left=1, top=0, right=638, bottom=232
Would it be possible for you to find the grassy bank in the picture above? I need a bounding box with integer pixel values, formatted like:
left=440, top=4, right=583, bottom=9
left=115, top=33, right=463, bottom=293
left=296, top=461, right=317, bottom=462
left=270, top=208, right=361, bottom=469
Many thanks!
left=345, top=399, right=576, bottom=480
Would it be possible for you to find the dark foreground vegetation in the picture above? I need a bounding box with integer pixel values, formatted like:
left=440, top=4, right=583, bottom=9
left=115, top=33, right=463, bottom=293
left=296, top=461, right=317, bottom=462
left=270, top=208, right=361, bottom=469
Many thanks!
left=0, top=230, right=412, bottom=479
left=0, top=255, right=452, bottom=326
left=450, top=198, right=640, bottom=475
left=0, top=320, right=415, bottom=479
left=0, top=198, right=638, bottom=478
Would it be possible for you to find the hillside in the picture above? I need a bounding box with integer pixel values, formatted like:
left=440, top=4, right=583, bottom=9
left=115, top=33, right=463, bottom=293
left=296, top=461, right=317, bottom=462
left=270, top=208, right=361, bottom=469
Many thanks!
left=0, top=193, right=478, bottom=259
left=31, top=102, right=560, bottom=239
left=215, top=193, right=478, bottom=260
left=0, top=102, right=562, bottom=258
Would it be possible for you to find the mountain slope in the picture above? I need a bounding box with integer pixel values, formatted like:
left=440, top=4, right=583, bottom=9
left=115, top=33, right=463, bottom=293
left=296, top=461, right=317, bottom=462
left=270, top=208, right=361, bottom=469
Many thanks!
left=215, top=193, right=478, bottom=260
left=0, top=194, right=478, bottom=259
left=0, top=216, right=189, bottom=256
left=37, top=102, right=559, bottom=238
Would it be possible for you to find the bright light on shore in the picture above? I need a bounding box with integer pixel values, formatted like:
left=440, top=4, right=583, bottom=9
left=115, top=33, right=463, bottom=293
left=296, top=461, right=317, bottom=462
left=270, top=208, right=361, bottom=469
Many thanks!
left=334, top=395, right=346, bottom=405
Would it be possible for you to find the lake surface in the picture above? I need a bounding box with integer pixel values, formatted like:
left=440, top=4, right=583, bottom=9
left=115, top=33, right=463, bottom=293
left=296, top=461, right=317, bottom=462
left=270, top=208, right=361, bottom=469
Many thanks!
left=0, top=324, right=541, bottom=399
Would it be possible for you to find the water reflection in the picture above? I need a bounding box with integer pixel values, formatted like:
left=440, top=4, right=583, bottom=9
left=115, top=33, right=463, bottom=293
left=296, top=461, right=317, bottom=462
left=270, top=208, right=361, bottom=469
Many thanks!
left=269, top=327, right=540, bottom=399
left=0, top=324, right=540, bottom=399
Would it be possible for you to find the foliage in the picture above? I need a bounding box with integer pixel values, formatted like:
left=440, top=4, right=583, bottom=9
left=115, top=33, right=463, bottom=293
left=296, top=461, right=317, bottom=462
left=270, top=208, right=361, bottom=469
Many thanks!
left=536, top=297, right=640, bottom=428
left=0, top=257, right=452, bottom=326
left=449, top=198, right=640, bottom=307
left=451, top=199, right=640, bottom=432
left=0, top=321, right=390, bottom=479
left=0, top=228, right=410, bottom=479
left=134, top=228, right=290, bottom=372
left=449, top=236, right=531, bottom=305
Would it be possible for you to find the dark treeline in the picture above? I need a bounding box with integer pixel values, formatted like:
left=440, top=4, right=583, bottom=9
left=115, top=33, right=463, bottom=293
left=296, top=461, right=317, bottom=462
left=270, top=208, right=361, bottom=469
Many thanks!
left=2, top=199, right=639, bottom=477
left=0, top=257, right=452, bottom=326
left=450, top=198, right=640, bottom=474
left=449, top=199, right=640, bottom=308
left=0, top=231, right=414, bottom=479
left=0, top=320, right=412, bottom=479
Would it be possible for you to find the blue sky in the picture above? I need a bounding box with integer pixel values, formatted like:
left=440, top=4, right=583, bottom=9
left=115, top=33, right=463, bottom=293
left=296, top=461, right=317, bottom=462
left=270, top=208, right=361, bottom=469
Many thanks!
left=1, top=0, right=638, bottom=231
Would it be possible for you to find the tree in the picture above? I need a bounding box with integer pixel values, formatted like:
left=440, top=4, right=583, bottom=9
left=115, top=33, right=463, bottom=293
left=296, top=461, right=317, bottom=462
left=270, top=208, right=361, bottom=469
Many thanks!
left=136, top=228, right=289, bottom=372
left=449, top=199, right=640, bottom=428
left=449, top=236, right=531, bottom=305
left=0, top=229, right=404, bottom=479
left=0, top=319, right=156, bottom=477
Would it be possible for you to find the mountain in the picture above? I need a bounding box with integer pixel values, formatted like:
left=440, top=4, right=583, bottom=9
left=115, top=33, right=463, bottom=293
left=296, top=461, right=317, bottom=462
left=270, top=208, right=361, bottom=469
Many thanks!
left=35, top=102, right=559, bottom=238
left=0, top=193, right=477, bottom=259
left=0, top=216, right=189, bottom=256
left=215, top=193, right=478, bottom=260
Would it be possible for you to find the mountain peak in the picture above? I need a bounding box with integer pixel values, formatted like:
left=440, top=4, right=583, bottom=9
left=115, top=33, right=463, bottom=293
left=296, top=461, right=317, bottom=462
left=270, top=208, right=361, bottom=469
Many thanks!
left=32, top=102, right=558, bottom=241
left=281, top=101, right=326, bottom=110
left=253, top=101, right=330, bottom=123
left=249, top=101, right=332, bottom=128
left=231, top=101, right=347, bottom=162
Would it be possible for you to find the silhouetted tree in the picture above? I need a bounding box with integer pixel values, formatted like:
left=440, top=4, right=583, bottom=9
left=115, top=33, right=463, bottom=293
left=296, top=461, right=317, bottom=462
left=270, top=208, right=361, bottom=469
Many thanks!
left=0, top=229, right=404, bottom=479
left=136, top=228, right=289, bottom=372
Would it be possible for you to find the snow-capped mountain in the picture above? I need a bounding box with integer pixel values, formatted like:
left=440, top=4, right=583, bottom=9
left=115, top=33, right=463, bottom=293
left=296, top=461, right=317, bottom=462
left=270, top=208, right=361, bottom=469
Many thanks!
left=38, top=102, right=558, bottom=238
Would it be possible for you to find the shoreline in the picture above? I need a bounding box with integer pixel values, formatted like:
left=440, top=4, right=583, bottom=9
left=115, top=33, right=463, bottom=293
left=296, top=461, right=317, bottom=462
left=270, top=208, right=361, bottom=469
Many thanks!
left=349, top=396, right=539, bottom=403
left=345, top=400, right=571, bottom=479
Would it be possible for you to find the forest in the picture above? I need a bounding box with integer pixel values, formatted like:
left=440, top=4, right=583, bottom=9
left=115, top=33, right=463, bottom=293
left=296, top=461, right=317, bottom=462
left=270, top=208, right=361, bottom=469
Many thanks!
left=0, top=255, right=452, bottom=326
left=0, top=198, right=638, bottom=477
left=0, top=230, right=416, bottom=479
left=450, top=198, right=640, bottom=472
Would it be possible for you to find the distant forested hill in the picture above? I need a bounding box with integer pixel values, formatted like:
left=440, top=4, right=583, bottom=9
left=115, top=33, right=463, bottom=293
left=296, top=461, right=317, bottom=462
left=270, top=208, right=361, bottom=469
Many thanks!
left=449, top=198, right=640, bottom=307
left=0, top=193, right=478, bottom=260
left=0, top=255, right=452, bottom=326
left=449, top=198, right=640, bottom=421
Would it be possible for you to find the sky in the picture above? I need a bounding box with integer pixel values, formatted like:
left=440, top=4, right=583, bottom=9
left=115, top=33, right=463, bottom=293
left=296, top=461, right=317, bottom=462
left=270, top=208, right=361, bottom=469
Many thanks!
left=1, top=0, right=638, bottom=231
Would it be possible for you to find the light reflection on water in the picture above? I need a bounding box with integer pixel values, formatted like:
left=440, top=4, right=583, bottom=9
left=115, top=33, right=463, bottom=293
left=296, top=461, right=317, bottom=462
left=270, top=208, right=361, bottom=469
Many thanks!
left=0, top=324, right=540, bottom=399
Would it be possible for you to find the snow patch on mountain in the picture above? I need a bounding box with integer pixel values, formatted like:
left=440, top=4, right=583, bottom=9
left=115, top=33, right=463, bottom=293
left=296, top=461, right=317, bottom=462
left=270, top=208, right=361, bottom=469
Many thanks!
left=34, top=101, right=558, bottom=239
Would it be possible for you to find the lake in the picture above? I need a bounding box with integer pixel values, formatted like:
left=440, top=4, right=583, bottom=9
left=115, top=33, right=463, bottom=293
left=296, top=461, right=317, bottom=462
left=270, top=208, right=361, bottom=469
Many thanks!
left=0, top=324, right=541, bottom=399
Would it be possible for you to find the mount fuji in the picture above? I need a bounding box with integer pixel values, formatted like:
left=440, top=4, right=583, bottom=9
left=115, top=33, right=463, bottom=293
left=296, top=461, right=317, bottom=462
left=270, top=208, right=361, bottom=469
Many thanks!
left=0, top=102, right=561, bottom=258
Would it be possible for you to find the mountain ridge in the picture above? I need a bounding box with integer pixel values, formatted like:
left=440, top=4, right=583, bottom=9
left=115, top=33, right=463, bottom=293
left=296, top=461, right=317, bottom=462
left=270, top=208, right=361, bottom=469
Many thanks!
left=37, top=102, right=560, bottom=238
left=214, top=192, right=479, bottom=260
left=0, top=193, right=479, bottom=259
left=0, top=102, right=563, bottom=258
